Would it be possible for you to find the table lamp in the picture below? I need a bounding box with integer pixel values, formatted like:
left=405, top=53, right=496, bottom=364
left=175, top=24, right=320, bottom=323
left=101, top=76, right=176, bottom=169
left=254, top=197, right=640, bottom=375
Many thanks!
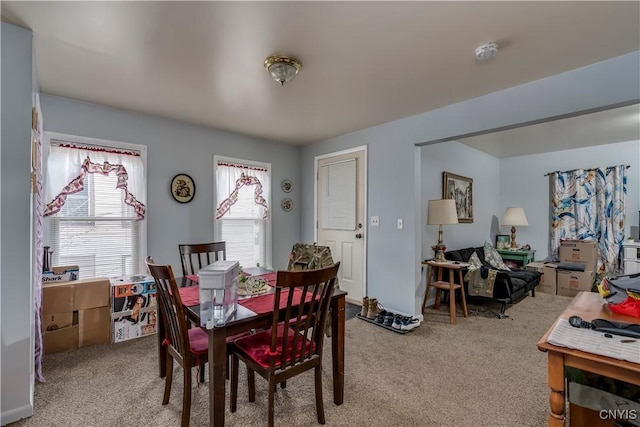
left=427, top=199, right=459, bottom=262
left=501, top=207, right=528, bottom=249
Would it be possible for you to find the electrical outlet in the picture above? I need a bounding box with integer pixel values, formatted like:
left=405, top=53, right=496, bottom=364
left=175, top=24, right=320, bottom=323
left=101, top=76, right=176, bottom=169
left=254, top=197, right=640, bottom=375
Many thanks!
left=370, top=216, right=380, bottom=227
left=397, top=219, right=403, bottom=229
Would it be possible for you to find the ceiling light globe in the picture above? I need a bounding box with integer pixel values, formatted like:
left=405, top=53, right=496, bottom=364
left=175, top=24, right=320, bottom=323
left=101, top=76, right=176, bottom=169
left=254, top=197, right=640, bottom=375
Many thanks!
left=264, top=55, right=302, bottom=85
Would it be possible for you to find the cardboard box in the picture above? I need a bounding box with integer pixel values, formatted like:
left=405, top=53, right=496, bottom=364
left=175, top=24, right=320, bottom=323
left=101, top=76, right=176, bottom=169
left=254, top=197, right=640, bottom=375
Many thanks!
left=42, top=282, right=75, bottom=315
left=110, top=275, right=158, bottom=343
left=557, top=269, right=595, bottom=298
left=78, top=307, right=111, bottom=347
left=111, top=307, right=158, bottom=343
left=74, top=277, right=111, bottom=310
left=526, top=262, right=558, bottom=295
left=559, top=240, right=598, bottom=271
left=42, top=312, right=74, bottom=332
left=42, top=265, right=79, bottom=284
left=43, top=325, right=79, bottom=354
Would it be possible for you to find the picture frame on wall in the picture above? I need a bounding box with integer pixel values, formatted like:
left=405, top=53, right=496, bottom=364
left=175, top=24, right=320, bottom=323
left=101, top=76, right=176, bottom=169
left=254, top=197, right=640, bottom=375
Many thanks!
left=496, top=234, right=510, bottom=250
left=442, top=171, right=473, bottom=223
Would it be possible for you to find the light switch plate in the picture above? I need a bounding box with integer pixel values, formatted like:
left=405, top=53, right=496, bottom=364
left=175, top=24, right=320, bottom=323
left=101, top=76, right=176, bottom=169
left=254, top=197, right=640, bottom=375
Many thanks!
left=397, top=219, right=403, bottom=229
left=371, top=216, right=380, bottom=227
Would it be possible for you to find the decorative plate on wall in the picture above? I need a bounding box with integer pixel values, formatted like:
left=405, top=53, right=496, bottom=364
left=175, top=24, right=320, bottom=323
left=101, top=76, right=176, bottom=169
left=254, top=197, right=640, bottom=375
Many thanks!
left=281, top=198, right=293, bottom=212
left=281, top=179, right=292, bottom=193
left=171, top=173, right=196, bottom=203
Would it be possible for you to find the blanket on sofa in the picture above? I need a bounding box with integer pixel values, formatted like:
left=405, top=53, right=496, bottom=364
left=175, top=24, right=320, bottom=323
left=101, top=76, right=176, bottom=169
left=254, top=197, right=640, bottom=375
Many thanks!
left=464, top=252, right=497, bottom=297
left=465, top=267, right=497, bottom=297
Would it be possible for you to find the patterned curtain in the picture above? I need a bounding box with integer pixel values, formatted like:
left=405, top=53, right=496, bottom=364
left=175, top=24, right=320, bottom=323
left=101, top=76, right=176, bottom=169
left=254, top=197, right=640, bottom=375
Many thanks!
left=44, top=145, right=146, bottom=219
left=215, top=161, right=269, bottom=219
left=550, top=165, right=627, bottom=274
left=32, top=96, right=45, bottom=382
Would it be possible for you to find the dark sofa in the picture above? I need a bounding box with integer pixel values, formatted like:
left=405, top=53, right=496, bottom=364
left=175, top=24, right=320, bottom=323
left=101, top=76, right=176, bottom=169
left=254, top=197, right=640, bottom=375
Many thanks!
left=444, top=246, right=542, bottom=318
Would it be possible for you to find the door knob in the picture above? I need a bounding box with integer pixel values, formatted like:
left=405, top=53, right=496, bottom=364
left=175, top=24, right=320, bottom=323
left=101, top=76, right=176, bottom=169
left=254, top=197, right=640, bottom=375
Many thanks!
left=355, top=233, right=363, bottom=239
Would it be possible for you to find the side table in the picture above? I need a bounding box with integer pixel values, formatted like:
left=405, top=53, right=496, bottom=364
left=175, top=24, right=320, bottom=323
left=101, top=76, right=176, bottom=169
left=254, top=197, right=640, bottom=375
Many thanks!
left=496, top=249, right=535, bottom=268
left=421, top=260, right=468, bottom=324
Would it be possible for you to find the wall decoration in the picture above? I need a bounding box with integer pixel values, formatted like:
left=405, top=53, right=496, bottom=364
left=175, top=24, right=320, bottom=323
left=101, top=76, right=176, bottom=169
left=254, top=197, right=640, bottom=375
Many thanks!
left=281, top=198, right=293, bottom=212
left=442, top=171, right=473, bottom=223
left=281, top=179, right=292, bottom=193
left=496, top=235, right=510, bottom=250
left=171, top=173, right=195, bottom=203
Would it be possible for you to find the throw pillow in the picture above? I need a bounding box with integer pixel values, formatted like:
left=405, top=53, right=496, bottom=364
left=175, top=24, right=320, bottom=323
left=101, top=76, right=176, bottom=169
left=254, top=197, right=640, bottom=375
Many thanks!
left=483, top=241, right=511, bottom=271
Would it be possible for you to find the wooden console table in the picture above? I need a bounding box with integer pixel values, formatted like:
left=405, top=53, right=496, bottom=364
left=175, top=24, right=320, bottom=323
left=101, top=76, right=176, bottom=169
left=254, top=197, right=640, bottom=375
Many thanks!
left=497, top=248, right=535, bottom=268
left=536, top=292, right=640, bottom=426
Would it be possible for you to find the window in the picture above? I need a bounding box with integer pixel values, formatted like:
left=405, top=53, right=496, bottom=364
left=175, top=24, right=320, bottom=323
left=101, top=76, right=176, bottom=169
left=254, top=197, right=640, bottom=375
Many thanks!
left=44, top=133, right=147, bottom=278
left=214, top=157, right=271, bottom=268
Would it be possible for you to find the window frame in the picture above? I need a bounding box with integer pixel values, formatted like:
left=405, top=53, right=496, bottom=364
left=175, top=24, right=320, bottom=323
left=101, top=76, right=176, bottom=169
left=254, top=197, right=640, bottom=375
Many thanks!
left=43, top=131, right=147, bottom=275
left=213, top=155, right=272, bottom=269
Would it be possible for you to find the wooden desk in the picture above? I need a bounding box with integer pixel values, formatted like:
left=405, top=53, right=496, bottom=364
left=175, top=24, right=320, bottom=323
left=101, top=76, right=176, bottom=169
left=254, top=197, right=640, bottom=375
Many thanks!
left=421, top=260, right=468, bottom=324
left=158, top=275, right=346, bottom=427
left=536, top=292, right=640, bottom=426
left=496, top=248, right=535, bottom=268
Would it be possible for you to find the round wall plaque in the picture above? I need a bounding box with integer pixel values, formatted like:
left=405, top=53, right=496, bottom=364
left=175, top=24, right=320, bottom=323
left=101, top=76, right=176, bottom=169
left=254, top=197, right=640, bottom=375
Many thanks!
left=170, top=174, right=196, bottom=203
left=281, top=179, right=292, bottom=193
left=281, top=198, right=293, bottom=212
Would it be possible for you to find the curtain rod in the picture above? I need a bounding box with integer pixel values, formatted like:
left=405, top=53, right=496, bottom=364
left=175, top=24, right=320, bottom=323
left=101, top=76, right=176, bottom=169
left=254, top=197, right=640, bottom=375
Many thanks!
left=544, top=165, right=630, bottom=177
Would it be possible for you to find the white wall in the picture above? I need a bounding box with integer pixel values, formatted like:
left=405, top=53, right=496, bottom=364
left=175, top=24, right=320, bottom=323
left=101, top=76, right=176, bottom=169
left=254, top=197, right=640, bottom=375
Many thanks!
left=1, top=23, right=35, bottom=425
left=500, top=140, right=640, bottom=260
left=40, top=94, right=302, bottom=273
left=301, top=51, right=640, bottom=317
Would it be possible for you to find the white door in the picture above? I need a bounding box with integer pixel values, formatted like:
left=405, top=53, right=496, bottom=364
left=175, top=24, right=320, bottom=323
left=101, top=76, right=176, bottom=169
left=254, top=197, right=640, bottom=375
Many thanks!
left=316, top=147, right=366, bottom=304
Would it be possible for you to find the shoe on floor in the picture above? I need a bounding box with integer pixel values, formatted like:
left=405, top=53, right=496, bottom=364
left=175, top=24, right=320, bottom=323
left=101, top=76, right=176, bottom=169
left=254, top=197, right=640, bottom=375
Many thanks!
left=392, top=314, right=421, bottom=331
left=360, top=296, right=369, bottom=317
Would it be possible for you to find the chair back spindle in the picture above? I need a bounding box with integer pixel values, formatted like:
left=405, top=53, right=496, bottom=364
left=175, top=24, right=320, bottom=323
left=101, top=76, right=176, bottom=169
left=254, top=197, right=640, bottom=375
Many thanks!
left=179, top=242, right=226, bottom=276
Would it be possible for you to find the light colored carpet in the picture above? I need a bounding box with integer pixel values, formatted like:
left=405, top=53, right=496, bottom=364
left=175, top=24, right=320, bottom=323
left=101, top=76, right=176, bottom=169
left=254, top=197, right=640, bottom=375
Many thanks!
left=9, top=292, right=572, bottom=427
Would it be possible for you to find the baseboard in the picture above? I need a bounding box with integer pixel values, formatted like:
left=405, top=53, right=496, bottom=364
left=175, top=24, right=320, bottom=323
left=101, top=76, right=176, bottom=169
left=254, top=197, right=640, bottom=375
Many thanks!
left=1, top=403, right=34, bottom=426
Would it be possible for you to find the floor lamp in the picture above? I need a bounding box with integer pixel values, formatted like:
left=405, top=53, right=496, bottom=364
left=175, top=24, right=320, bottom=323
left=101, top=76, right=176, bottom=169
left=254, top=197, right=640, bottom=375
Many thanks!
left=501, top=207, right=528, bottom=249
left=428, top=199, right=459, bottom=262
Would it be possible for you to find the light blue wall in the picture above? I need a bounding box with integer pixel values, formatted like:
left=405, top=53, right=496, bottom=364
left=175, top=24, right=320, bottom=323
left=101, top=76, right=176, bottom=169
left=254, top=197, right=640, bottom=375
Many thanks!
left=1, top=22, right=35, bottom=424
left=40, top=94, right=302, bottom=273
left=421, top=141, right=501, bottom=255
left=500, top=140, right=640, bottom=260
left=422, top=139, right=640, bottom=268
left=301, top=51, right=640, bottom=317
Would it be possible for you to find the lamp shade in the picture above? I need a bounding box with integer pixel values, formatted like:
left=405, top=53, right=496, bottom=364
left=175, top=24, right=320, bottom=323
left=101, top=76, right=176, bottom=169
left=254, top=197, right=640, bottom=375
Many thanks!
left=427, top=199, right=459, bottom=225
left=501, top=207, right=528, bottom=226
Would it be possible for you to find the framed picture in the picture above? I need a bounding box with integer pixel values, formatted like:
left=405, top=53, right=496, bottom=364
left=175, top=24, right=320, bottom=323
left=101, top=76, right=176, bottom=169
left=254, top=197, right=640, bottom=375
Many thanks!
left=496, top=235, right=510, bottom=250
left=442, top=172, right=473, bottom=223
left=170, top=173, right=195, bottom=203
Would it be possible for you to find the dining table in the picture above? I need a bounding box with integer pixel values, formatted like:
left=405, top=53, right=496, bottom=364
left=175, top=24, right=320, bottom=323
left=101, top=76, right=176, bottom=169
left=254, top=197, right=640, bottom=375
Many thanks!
left=156, top=266, right=347, bottom=427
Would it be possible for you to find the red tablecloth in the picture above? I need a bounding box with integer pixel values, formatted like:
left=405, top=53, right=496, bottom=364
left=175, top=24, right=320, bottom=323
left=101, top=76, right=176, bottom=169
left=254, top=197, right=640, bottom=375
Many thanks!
left=238, top=288, right=313, bottom=314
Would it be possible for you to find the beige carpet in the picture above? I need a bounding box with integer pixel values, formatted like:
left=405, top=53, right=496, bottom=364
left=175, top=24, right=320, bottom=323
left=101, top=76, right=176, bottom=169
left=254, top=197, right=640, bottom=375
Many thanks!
left=10, top=292, right=572, bottom=427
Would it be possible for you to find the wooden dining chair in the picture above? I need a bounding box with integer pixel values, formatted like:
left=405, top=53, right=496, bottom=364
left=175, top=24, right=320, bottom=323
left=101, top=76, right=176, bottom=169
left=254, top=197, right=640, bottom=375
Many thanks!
left=229, top=262, right=340, bottom=427
left=178, top=241, right=226, bottom=276
left=145, top=256, right=208, bottom=427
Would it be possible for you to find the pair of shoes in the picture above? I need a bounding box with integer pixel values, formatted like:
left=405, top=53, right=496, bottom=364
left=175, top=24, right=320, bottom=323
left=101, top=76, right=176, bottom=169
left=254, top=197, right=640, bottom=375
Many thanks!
left=383, top=312, right=395, bottom=327
left=360, top=296, right=369, bottom=317
left=392, top=315, right=421, bottom=331
left=374, top=310, right=388, bottom=324
left=366, top=299, right=383, bottom=319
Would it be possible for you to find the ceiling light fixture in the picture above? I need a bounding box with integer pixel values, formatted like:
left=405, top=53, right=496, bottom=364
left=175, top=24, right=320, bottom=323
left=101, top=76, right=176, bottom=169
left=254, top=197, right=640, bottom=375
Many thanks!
left=264, top=55, right=302, bottom=85
left=475, top=42, right=499, bottom=61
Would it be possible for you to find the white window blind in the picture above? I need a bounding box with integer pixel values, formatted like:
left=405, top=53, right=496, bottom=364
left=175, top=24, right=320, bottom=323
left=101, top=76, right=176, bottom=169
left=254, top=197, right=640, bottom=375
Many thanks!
left=46, top=137, right=146, bottom=277
left=321, top=159, right=356, bottom=230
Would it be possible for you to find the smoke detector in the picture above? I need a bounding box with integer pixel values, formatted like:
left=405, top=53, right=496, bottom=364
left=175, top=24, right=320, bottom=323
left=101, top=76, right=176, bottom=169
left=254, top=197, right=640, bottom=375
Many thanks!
left=475, top=42, right=499, bottom=60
